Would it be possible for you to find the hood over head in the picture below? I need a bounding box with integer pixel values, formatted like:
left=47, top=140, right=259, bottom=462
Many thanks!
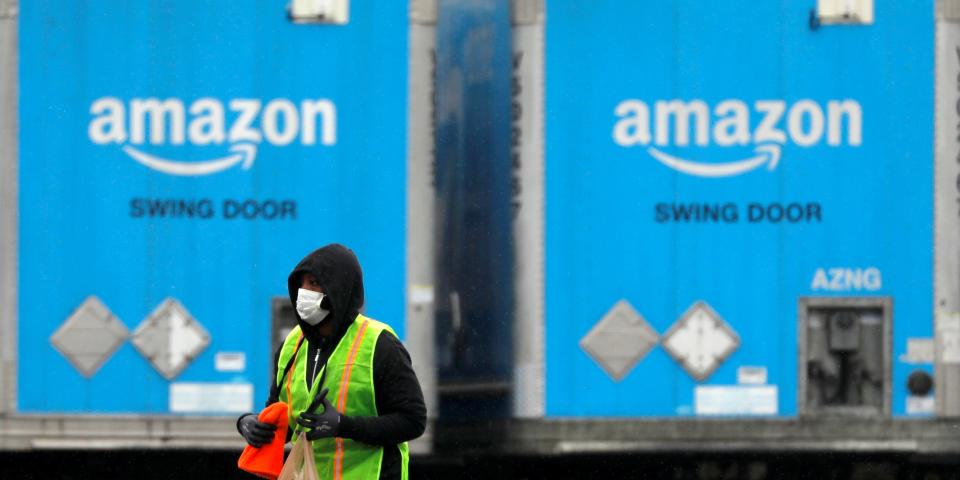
left=287, top=244, right=364, bottom=342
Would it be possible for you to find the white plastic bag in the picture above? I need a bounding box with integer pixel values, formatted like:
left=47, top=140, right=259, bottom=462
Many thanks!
left=278, top=433, right=319, bottom=480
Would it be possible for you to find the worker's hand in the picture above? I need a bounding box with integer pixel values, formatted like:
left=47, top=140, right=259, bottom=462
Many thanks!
left=297, top=388, right=341, bottom=440
left=238, top=413, right=277, bottom=448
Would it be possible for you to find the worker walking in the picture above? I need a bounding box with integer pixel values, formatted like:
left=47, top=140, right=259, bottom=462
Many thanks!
left=238, top=243, right=426, bottom=479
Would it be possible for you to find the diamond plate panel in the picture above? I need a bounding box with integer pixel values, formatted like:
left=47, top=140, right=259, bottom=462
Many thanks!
left=132, top=298, right=210, bottom=380
left=662, top=301, right=740, bottom=381
left=579, top=300, right=659, bottom=381
left=50, top=296, right=129, bottom=377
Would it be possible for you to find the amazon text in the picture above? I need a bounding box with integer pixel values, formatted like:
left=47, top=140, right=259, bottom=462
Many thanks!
left=613, top=99, right=862, bottom=148
left=90, top=97, right=337, bottom=146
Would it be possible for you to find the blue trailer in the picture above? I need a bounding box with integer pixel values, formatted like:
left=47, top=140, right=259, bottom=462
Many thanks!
left=1, top=0, right=958, bottom=466
left=542, top=0, right=929, bottom=418
left=431, top=0, right=959, bottom=456
left=0, top=0, right=438, bottom=451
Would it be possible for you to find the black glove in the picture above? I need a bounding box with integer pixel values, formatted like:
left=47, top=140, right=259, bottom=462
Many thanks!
left=297, top=388, right=341, bottom=440
left=238, top=413, right=277, bottom=448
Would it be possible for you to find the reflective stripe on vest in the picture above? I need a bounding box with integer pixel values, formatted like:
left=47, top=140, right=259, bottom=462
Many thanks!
left=277, top=315, right=410, bottom=480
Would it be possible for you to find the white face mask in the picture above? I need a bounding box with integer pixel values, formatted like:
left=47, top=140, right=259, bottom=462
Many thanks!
left=296, top=288, right=330, bottom=326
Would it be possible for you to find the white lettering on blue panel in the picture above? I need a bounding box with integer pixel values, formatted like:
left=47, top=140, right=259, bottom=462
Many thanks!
left=811, top=267, right=882, bottom=292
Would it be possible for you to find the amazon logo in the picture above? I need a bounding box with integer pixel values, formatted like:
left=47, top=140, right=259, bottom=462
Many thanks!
left=87, top=97, right=337, bottom=176
left=612, top=98, right=862, bottom=178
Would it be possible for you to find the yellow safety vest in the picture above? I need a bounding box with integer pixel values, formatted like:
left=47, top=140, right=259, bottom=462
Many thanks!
left=277, top=315, right=409, bottom=480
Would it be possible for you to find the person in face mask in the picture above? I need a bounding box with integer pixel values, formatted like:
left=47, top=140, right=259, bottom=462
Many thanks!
left=237, top=244, right=426, bottom=480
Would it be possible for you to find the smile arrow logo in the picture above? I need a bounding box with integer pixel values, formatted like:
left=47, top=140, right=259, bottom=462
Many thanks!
left=121, top=143, right=258, bottom=176
left=646, top=143, right=782, bottom=178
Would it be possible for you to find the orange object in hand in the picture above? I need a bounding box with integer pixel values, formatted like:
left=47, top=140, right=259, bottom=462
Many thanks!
left=237, top=402, right=290, bottom=480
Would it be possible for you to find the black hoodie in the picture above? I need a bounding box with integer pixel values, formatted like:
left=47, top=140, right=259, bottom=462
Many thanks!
left=263, top=244, right=426, bottom=479
left=287, top=243, right=365, bottom=348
